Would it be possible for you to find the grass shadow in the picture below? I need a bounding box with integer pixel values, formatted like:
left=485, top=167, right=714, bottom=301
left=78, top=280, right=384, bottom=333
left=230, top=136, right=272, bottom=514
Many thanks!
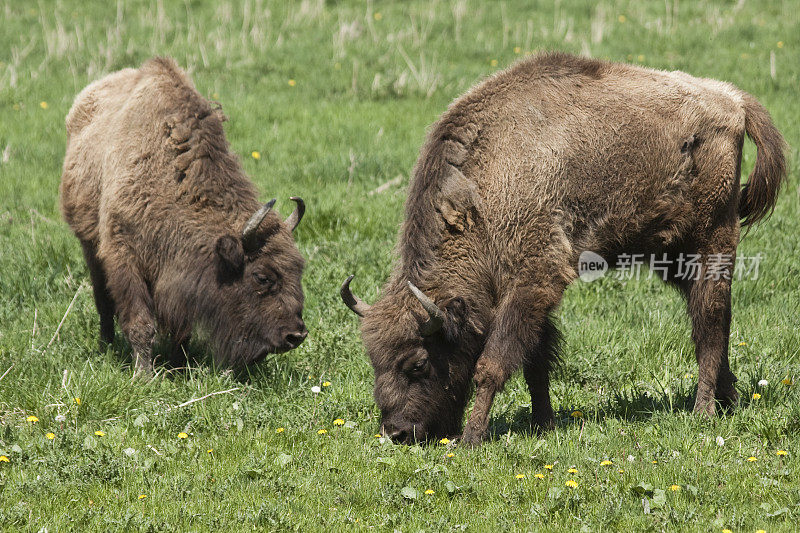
left=487, top=386, right=698, bottom=440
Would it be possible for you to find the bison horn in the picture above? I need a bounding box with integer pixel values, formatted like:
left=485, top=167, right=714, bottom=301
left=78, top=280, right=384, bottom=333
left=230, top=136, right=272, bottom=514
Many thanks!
left=285, top=196, right=305, bottom=232
left=340, top=275, right=371, bottom=317
left=242, top=198, right=276, bottom=248
left=407, top=282, right=444, bottom=336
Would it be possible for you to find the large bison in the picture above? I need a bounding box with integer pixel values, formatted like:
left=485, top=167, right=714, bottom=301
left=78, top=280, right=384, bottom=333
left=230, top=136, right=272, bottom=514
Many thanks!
left=341, top=52, right=786, bottom=445
left=61, top=57, right=308, bottom=374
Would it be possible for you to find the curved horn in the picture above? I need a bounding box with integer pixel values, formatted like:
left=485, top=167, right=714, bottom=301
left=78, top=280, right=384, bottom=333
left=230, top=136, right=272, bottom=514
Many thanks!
left=340, top=275, right=371, bottom=317
left=407, top=281, right=444, bottom=336
left=285, top=196, right=305, bottom=232
left=242, top=198, right=276, bottom=248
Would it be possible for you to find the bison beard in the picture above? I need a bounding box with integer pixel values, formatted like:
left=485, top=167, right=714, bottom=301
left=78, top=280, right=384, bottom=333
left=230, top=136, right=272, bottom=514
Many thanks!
left=341, top=52, right=786, bottom=445
left=60, top=57, right=308, bottom=374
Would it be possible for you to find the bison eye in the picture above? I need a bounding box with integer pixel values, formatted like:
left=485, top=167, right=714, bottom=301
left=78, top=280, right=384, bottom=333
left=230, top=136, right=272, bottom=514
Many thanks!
left=252, top=271, right=275, bottom=288
left=409, top=358, right=428, bottom=376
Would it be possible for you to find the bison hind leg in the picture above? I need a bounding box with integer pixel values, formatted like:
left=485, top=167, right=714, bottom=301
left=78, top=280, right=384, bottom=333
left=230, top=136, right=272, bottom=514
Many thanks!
left=80, top=240, right=115, bottom=346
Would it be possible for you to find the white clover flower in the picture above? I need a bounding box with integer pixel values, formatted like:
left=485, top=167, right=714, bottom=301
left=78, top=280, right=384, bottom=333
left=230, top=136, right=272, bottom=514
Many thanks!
left=627, top=455, right=635, bottom=462
left=311, top=385, right=321, bottom=394
left=757, top=379, right=769, bottom=387
left=716, top=436, right=725, bottom=447
left=54, top=414, right=66, bottom=422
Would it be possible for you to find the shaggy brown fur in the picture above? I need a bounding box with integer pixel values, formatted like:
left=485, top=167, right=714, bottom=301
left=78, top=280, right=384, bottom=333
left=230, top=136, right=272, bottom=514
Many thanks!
left=60, top=57, right=308, bottom=374
left=342, top=52, right=787, bottom=445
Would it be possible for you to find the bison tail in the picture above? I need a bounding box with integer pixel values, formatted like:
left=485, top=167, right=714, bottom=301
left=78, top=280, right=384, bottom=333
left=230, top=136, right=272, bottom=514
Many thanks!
left=739, top=96, right=787, bottom=227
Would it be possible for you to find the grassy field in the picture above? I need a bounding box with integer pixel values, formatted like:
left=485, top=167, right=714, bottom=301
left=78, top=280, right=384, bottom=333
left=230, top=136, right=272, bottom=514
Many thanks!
left=1, top=0, right=799, bottom=530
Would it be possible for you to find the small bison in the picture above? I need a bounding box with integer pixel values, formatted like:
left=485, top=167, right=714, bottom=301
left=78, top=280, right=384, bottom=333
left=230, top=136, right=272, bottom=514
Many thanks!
left=341, top=52, right=786, bottom=445
left=61, top=57, right=307, bottom=374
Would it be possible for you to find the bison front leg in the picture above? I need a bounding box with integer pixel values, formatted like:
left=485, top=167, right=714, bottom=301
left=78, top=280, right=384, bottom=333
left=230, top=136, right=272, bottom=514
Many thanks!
left=101, top=244, right=157, bottom=376
left=80, top=240, right=115, bottom=346
left=461, top=285, right=562, bottom=446
left=523, top=316, right=561, bottom=433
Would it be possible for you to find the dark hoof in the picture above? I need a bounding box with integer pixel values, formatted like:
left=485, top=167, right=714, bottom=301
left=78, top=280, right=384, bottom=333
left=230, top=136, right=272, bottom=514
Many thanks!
left=692, top=399, right=716, bottom=417
left=716, top=389, right=739, bottom=412
left=133, top=355, right=155, bottom=379
left=532, top=417, right=555, bottom=436
left=459, top=426, right=486, bottom=447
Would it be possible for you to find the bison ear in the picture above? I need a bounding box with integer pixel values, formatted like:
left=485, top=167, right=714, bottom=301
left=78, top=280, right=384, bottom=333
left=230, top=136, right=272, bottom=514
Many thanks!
left=215, top=235, right=245, bottom=281
left=443, top=296, right=484, bottom=339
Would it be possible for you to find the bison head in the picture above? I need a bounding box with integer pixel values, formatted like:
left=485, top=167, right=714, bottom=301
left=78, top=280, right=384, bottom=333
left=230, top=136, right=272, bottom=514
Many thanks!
left=341, top=276, right=484, bottom=443
left=204, top=198, right=307, bottom=365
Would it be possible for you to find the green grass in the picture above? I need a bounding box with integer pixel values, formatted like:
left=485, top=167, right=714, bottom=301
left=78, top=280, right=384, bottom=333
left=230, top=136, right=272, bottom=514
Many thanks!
left=1, top=0, right=799, bottom=530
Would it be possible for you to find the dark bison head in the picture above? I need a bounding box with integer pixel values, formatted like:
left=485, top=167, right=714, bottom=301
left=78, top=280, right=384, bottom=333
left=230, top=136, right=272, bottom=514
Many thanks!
left=341, top=276, right=483, bottom=443
left=204, top=198, right=307, bottom=365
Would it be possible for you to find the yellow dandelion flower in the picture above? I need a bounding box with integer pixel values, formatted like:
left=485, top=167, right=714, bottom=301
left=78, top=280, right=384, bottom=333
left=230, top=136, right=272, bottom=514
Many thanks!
left=322, top=381, right=331, bottom=387
left=777, top=41, right=784, bottom=48
left=618, top=15, right=627, bottom=23
left=425, top=489, right=434, bottom=495
left=94, top=430, right=105, bottom=436
left=637, top=55, right=645, bottom=62
left=0, top=455, right=9, bottom=462
left=74, top=397, right=81, bottom=405
left=618, top=469, right=624, bottom=473
left=747, top=456, right=757, bottom=462
left=722, top=530, right=732, bottom=533
left=777, top=450, right=788, bottom=456
left=439, top=437, right=450, bottom=445
left=46, top=433, right=55, bottom=440
left=212, top=92, right=219, bottom=100
left=534, top=473, right=545, bottom=479
left=138, top=494, right=147, bottom=500
left=27, top=415, right=39, bottom=423
left=669, top=485, right=681, bottom=492
left=515, top=474, right=525, bottom=479
left=375, top=434, right=381, bottom=438
left=40, top=101, right=48, bottom=109
left=571, top=410, right=583, bottom=418
left=514, top=47, right=521, bottom=54
left=251, top=151, right=261, bottom=160
left=600, top=460, right=612, bottom=466
left=568, top=468, right=578, bottom=474
left=288, top=79, right=296, bottom=87
left=737, top=341, right=747, bottom=346
left=782, top=378, right=793, bottom=386
left=565, top=480, right=578, bottom=488
left=544, top=464, right=553, bottom=470
left=373, top=12, right=382, bottom=21
left=752, top=393, right=761, bottom=400
left=177, top=432, right=188, bottom=439
left=333, top=419, right=345, bottom=426
left=207, top=448, right=214, bottom=454
left=317, top=429, right=327, bottom=435
left=651, top=460, right=658, bottom=464
left=490, top=59, right=498, bottom=67
left=756, top=530, right=766, bottom=533
left=446, top=453, right=454, bottom=458
left=275, top=427, right=285, bottom=433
